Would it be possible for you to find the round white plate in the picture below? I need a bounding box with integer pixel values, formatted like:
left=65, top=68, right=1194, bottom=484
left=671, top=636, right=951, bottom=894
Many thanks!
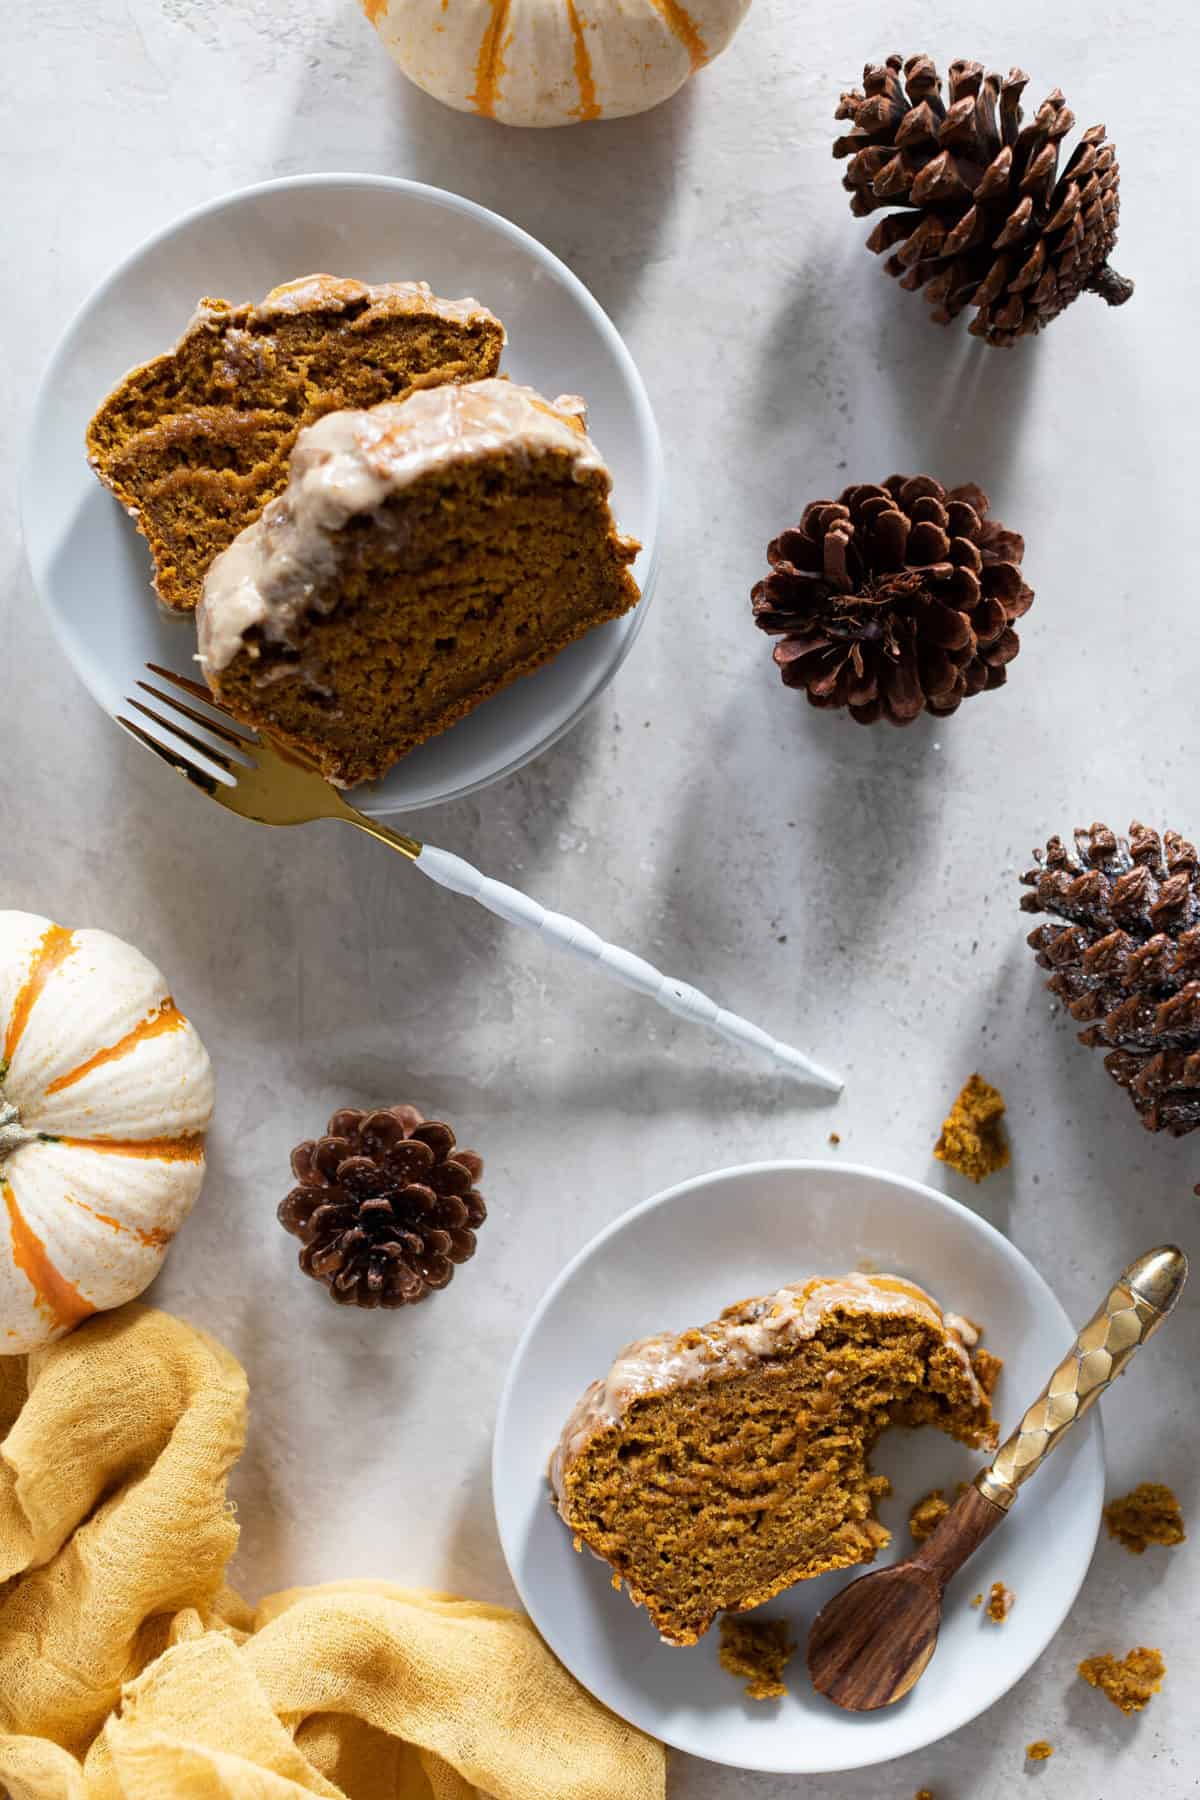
left=493, top=1161, right=1104, bottom=1774
left=22, top=173, right=662, bottom=817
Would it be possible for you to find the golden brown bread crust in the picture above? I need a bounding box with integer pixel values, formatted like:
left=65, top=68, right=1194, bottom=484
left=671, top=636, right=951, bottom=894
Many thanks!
left=86, top=275, right=505, bottom=611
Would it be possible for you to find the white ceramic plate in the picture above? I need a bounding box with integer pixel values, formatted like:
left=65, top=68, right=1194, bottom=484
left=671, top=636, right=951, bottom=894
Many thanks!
left=21, top=174, right=662, bottom=817
left=493, top=1161, right=1104, bottom=1774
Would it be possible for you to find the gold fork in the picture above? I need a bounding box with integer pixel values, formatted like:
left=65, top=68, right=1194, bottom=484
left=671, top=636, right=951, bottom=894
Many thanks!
left=119, top=664, right=843, bottom=1093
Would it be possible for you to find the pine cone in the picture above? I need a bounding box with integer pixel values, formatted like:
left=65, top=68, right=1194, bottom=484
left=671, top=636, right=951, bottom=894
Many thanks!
left=279, top=1105, right=486, bottom=1307
left=834, top=55, right=1133, bottom=346
left=1021, top=825, right=1200, bottom=1136
left=751, top=475, right=1032, bottom=725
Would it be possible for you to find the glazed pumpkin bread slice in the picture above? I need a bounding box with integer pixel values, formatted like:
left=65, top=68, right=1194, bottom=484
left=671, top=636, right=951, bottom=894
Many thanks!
left=550, top=1273, right=999, bottom=1646
left=196, top=379, right=641, bottom=787
left=86, top=275, right=505, bottom=611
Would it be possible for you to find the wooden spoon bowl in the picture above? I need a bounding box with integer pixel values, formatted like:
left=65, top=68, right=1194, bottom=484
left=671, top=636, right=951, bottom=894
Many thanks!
left=807, top=1486, right=1003, bottom=1710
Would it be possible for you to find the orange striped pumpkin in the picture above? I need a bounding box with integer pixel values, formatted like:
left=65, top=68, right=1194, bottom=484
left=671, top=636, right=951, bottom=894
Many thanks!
left=361, top=0, right=752, bottom=127
left=0, top=913, right=213, bottom=1352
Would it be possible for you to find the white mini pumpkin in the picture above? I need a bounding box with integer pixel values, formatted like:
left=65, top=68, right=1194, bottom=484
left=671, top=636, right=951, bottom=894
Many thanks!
left=0, top=912, right=213, bottom=1353
left=361, top=0, right=753, bottom=127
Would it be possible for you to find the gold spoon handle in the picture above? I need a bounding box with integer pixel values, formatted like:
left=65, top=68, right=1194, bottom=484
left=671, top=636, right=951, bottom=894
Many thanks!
left=975, top=1246, right=1188, bottom=1512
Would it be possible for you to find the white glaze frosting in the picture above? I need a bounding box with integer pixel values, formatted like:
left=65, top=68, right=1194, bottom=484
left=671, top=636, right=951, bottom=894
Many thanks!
left=548, top=1272, right=987, bottom=1506
left=184, top=273, right=502, bottom=337
left=196, top=380, right=612, bottom=674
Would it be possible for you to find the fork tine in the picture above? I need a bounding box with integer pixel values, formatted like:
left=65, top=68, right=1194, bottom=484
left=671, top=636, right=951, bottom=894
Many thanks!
left=124, top=698, right=240, bottom=776
left=146, top=661, right=254, bottom=731
left=117, top=716, right=222, bottom=797
left=136, top=679, right=256, bottom=753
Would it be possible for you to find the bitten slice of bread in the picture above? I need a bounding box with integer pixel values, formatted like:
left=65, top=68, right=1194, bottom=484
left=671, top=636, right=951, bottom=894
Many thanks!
left=550, top=1273, right=999, bottom=1646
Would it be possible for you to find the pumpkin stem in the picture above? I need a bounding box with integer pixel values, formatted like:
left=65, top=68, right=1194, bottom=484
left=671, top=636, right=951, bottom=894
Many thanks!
left=0, top=1097, right=36, bottom=1167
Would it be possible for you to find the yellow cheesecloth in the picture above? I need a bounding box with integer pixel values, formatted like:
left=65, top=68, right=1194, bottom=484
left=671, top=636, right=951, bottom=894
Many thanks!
left=0, top=1306, right=666, bottom=1800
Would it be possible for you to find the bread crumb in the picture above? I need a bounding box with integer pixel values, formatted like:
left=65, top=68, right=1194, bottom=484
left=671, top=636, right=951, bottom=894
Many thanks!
left=909, top=1483, right=969, bottom=1543
left=934, top=1074, right=1010, bottom=1182
left=970, top=1592, right=983, bottom=1608
left=828, top=1132, right=841, bottom=1146
left=1026, top=1741, right=1054, bottom=1761
left=1103, top=1482, right=1185, bottom=1554
left=971, top=1345, right=1004, bottom=1398
left=909, top=1488, right=952, bottom=1543
left=718, top=1615, right=796, bottom=1701
left=915, top=1790, right=935, bottom=1799
left=986, top=1580, right=1014, bottom=1622
left=1078, top=1646, right=1165, bottom=1713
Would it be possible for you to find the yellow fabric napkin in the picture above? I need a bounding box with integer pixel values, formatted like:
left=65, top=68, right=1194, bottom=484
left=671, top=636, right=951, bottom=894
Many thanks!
left=0, top=1307, right=666, bottom=1800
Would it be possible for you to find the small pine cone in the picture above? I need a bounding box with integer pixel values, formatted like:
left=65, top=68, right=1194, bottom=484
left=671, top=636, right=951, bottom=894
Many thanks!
left=1021, top=824, right=1200, bottom=1137
left=834, top=55, right=1133, bottom=346
left=752, top=475, right=1032, bottom=725
left=279, top=1104, right=486, bottom=1308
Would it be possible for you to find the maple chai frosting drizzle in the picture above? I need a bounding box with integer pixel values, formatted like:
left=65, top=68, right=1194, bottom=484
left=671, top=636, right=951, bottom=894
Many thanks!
left=548, top=1272, right=983, bottom=1507
left=196, top=379, right=616, bottom=674
left=184, top=273, right=502, bottom=335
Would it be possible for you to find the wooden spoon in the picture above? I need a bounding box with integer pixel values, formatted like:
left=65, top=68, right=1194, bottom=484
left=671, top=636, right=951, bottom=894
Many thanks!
left=806, top=1245, right=1188, bottom=1712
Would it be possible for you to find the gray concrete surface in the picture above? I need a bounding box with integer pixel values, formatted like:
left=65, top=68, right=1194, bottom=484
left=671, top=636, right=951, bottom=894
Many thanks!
left=4, top=2, right=1196, bottom=1794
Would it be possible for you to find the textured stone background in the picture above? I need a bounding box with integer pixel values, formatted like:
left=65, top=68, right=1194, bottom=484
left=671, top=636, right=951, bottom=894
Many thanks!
left=3, top=1, right=1196, bottom=1794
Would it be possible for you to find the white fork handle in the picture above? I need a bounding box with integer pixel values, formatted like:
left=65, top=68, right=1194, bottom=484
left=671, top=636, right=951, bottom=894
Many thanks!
left=414, top=844, right=843, bottom=1094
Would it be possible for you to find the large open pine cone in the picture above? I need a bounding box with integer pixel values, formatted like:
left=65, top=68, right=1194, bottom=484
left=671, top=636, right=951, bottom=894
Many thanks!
left=752, top=475, right=1032, bottom=725
left=279, top=1105, right=486, bottom=1307
left=1021, top=825, right=1200, bottom=1136
left=834, top=55, right=1133, bottom=346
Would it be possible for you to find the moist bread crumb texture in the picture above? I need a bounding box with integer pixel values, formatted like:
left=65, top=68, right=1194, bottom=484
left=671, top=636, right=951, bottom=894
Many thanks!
left=908, top=1482, right=968, bottom=1543
left=550, top=1273, right=998, bottom=1646
left=1078, top=1646, right=1166, bottom=1713
left=197, top=380, right=640, bottom=787
left=1103, top=1482, right=1186, bottom=1553
left=86, top=275, right=505, bottom=611
left=717, top=1615, right=796, bottom=1700
left=969, top=1344, right=1004, bottom=1397
left=934, top=1073, right=1010, bottom=1182
left=985, top=1579, right=1015, bottom=1622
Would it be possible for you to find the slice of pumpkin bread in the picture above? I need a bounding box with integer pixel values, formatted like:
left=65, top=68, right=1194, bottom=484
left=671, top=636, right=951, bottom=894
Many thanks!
left=550, top=1273, right=998, bottom=1646
left=86, top=275, right=505, bottom=611
left=196, top=379, right=640, bottom=787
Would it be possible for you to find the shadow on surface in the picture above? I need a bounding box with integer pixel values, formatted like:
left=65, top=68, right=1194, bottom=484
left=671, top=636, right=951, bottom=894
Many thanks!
left=750, top=220, right=1043, bottom=498
left=440, top=1440, right=516, bottom=1607
left=656, top=671, right=947, bottom=992
left=271, top=61, right=698, bottom=328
